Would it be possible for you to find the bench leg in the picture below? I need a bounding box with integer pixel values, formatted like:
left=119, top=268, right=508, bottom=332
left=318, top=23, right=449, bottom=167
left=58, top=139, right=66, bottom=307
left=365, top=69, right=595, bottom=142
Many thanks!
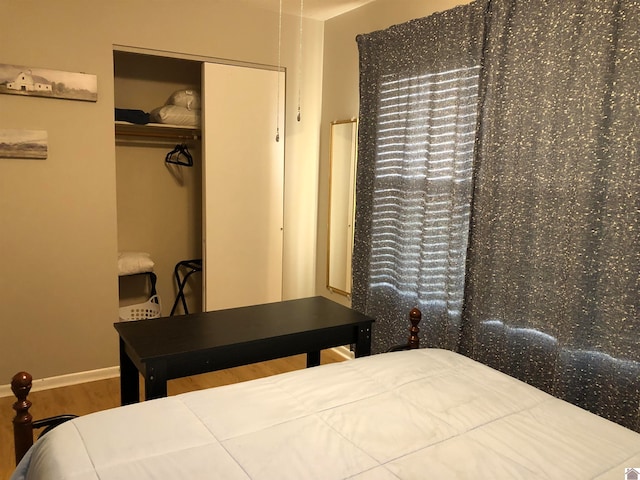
left=119, top=338, right=139, bottom=405
left=307, top=350, right=321, bottom=367
left=354, top=324, right=372, bottom=358
left=144, top=362, right=168, bottom=400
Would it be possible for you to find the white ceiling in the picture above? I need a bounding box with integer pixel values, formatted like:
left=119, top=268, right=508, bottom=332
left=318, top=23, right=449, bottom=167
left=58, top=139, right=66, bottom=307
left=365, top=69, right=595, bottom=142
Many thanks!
left=237, top=0, right=376, bottom=21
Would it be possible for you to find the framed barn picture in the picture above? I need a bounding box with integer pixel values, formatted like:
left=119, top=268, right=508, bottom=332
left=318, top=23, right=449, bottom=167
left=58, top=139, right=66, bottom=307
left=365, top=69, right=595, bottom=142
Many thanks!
left=0, top=63, right=97, bottom=102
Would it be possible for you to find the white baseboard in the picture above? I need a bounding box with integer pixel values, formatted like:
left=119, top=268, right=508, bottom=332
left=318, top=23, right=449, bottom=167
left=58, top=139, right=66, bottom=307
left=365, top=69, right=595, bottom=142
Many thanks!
left=0, top=366, right=120, bottom=398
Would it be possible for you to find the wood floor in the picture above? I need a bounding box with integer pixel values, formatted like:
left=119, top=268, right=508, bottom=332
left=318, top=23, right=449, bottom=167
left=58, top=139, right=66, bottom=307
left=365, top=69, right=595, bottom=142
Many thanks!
left=0, top=349, right=346, bottom=480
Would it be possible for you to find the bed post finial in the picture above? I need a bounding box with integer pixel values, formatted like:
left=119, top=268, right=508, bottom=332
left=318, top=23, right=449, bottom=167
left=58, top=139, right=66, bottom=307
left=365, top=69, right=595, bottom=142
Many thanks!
left=408, top=308, right=421, bottom=349
left=12, top=371, right=34, bottom=465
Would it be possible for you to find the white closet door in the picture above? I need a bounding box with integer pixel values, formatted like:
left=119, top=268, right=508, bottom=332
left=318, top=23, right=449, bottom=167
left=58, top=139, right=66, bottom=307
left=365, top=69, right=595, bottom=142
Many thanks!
left=202, top=62, right=285, bottom=311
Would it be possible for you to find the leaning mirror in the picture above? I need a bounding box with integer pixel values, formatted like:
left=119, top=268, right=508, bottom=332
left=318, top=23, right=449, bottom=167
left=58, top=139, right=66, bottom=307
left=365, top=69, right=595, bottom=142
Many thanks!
left=327, top=119, right=358, bottom=297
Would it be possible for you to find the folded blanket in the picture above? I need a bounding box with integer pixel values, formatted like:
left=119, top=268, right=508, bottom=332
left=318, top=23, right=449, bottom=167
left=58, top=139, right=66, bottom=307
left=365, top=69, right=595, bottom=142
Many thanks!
left=118, top=251, right=155, bottom=276
left=114, top=108, right=150, bottom=125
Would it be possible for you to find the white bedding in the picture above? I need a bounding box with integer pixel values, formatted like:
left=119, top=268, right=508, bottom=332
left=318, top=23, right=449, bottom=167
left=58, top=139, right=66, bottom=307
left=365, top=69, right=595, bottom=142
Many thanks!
left=12, top=349, right=640, bottom=479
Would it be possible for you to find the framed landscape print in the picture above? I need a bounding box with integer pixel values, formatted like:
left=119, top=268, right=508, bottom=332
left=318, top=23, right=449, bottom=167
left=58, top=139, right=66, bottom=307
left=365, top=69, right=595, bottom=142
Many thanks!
left=0, top=129, right=48, bottom=160
left=0, top=63, right=97, bottom=102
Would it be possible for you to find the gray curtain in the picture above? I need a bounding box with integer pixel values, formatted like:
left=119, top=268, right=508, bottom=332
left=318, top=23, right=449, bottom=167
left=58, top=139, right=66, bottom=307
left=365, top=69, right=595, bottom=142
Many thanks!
left=461, top=0, right=640, bottom=431
left=354, top=2, right=486, bottom=354
left=355, top=0, right=639, bottom=431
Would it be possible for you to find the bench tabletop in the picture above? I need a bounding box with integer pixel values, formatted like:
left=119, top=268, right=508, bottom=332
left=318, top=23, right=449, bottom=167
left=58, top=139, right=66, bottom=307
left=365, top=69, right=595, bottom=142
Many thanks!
left=114, top=296, right=374, bottom=360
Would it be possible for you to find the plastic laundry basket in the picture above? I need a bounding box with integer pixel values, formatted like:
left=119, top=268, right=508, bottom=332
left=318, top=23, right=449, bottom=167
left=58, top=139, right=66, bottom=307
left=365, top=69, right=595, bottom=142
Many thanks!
left=119, top=295, right=162, bottom=321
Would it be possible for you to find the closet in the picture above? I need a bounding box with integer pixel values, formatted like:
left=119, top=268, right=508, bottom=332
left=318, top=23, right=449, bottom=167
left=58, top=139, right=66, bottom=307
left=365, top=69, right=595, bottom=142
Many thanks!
left=114, top=46, right=285, bottom=316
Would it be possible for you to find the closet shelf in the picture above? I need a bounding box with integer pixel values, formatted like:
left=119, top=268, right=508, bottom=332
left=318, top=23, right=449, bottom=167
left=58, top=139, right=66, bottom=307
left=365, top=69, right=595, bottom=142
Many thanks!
left=115, top=121, right=201, bottom=140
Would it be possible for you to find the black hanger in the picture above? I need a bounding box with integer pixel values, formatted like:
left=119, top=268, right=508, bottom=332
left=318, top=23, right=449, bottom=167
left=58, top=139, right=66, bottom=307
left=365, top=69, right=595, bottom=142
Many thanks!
left=165, top=144, right=193, bottom=167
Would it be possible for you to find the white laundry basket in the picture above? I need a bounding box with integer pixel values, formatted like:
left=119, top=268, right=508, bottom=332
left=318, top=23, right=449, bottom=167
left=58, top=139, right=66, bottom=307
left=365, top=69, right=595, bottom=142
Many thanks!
left=119, top=295, right=162, bottom=321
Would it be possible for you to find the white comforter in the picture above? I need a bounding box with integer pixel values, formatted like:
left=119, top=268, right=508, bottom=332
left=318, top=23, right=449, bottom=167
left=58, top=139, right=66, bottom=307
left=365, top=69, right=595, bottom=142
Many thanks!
left=12, top=349, right=640, bottom=479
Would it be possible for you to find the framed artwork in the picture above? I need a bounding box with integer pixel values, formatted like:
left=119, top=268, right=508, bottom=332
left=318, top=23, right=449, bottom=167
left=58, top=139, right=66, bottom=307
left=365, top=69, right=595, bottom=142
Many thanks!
left=0, top=129, right=48, bottom=160
left=0, top=63, right=97, bottom=102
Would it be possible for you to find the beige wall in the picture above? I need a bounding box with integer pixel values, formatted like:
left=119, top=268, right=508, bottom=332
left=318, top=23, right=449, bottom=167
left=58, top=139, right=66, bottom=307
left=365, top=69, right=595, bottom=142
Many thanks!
left=0, top=0, right=324, bottom=381
left=0, top=0, right=474, bottom=383
left=317, top=0, right=472, bottom=306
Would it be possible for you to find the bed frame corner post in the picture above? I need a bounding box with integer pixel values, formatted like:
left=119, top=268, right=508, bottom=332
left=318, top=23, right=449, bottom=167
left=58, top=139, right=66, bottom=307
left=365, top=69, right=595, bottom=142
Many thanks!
left=408, top=308, right=421, bottom=349
left=12, top=371, right=34, bottom=465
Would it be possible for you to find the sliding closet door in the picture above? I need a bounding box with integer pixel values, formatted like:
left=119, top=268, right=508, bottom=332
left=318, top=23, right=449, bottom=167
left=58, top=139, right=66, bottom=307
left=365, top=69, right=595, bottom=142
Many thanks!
left=202, top=62, right=285, bottom=311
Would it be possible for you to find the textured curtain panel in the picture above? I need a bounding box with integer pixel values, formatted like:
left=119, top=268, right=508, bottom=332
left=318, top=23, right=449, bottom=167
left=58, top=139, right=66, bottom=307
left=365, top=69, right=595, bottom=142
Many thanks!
left=354, top=2, right=486, bottom=353
left=461, top=0, right=640, bottom=431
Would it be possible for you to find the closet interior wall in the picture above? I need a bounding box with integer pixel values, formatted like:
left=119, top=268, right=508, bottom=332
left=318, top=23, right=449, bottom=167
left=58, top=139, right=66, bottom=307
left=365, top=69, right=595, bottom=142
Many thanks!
left=114, top=51, right=203, bottom=315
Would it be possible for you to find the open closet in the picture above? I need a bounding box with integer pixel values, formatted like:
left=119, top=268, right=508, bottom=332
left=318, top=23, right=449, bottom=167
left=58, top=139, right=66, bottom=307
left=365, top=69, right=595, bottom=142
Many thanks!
left=114, top=46, right=285, bottom=317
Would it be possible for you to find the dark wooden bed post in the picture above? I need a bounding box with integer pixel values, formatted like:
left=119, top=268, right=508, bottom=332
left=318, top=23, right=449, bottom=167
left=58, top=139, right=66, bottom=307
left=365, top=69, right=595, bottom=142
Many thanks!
left=387, top=308, right=422, bottom=352
left=12, top=371, right=34, bottom=465
left=408, top=308, right=421, bottom=349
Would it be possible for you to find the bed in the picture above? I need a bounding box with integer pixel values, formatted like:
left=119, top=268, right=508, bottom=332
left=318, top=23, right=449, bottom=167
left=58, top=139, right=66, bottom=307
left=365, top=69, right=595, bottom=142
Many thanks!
left=10, top=310, right=640, bottom=479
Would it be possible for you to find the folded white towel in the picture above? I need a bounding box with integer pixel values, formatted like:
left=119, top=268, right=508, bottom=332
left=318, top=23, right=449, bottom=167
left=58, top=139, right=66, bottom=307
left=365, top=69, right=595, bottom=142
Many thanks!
left=118, top=251, right=155, bottom=276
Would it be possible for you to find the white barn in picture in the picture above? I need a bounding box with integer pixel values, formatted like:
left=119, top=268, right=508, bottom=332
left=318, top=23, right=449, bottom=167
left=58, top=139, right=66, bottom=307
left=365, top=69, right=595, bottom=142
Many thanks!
left=7, top=70, right=52, bottom=92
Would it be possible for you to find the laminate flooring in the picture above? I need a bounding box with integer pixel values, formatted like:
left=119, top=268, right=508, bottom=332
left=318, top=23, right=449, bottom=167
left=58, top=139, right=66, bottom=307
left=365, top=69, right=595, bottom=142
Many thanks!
left=0, top=349, right=346, bottom=480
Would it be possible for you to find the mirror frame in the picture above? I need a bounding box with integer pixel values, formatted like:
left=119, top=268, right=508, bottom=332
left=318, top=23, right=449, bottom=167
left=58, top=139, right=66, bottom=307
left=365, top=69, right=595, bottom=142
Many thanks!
left=326, top=118, right=358, bottom=297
